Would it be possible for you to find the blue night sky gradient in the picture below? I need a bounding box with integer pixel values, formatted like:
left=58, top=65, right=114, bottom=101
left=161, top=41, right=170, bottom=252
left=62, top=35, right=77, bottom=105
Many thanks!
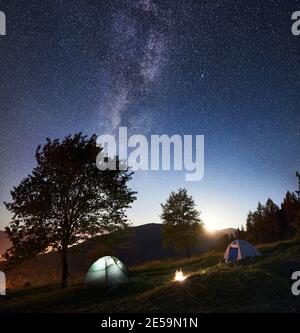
left=0, top=0, right=299, bottom=230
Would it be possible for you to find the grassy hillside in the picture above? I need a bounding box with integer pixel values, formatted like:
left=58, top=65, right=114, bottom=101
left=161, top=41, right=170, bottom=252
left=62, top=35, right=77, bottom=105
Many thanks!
left=0, top=239, right=299, bottom=313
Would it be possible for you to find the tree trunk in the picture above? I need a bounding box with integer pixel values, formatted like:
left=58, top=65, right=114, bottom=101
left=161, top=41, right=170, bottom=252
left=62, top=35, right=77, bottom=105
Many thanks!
left=185, top=246, right=191, bottom=258
left=61, top=249, right=68, bottom=288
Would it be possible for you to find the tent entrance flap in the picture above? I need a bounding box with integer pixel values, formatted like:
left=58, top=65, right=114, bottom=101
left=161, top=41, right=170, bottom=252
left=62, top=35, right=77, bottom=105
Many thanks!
left=224, top=239, right=261, bottom=262
left=228, top=247, right=238, bottom=261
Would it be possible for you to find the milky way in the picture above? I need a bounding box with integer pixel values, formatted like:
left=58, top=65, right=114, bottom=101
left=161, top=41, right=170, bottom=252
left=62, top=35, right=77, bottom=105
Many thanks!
left=102, top=0, right=170, bottom=132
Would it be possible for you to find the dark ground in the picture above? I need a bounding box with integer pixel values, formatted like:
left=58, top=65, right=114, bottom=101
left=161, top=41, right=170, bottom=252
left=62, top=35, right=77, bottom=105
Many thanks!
left=0, top=239, right=299, bottom=313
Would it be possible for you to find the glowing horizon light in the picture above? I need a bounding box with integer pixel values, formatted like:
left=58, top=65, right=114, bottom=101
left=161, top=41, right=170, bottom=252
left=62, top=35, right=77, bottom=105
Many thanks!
left=174, top=269, right=187, bottom=282
left=203, top=218, right=219, bottom=233
left=205, top=225, right=216, bottom=233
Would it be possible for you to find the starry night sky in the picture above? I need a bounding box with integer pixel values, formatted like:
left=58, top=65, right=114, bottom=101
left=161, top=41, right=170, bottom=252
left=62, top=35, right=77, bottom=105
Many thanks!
left=0, top=0, right=300, bottom=230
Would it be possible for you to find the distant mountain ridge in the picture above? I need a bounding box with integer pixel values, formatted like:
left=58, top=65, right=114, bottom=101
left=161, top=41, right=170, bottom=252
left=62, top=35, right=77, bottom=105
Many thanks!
left=215, top=228, right=236, bottom=236
left=0, top=224, right=235, bottom=261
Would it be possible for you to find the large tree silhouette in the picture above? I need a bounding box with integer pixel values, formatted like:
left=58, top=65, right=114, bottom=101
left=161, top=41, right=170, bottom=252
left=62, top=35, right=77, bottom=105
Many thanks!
left=161, top=188, right=203, bottom=257
left=4, top=133, right=136, bottom=288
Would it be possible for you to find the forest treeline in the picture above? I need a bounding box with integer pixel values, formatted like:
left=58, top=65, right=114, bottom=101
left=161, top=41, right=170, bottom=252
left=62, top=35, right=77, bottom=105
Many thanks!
left=217, top=172, right=300, bottom=249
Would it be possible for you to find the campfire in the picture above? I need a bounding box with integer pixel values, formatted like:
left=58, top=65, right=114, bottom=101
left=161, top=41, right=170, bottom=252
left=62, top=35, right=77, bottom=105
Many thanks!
left=174, top=269, right=187, bottom=282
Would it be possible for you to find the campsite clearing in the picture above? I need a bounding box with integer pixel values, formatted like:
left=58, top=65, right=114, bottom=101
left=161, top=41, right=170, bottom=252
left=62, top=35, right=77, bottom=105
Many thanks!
left=0, top=239, right=300, bottom=313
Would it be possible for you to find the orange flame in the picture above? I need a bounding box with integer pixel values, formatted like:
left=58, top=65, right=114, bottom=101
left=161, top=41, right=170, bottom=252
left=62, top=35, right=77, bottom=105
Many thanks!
left=174, top=269, right=186, bottom=282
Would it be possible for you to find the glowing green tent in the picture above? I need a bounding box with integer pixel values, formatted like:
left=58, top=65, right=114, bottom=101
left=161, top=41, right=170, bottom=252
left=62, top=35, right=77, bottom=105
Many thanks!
left=84, top=256, right=130, bottom=289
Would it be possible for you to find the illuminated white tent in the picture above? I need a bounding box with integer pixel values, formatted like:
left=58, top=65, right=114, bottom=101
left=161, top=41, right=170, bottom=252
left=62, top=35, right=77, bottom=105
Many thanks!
left=224, top=240, right=261, bottom=262
left=84, top=256, right=130, bottom=289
